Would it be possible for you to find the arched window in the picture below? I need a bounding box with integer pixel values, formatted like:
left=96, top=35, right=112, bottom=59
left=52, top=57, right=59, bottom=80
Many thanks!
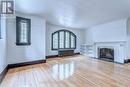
left=52, top=30, right=76, bottom=50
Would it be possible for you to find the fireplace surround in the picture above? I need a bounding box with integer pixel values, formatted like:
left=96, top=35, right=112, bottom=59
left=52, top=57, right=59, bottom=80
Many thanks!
left=94, top=41, right=126, bottom=63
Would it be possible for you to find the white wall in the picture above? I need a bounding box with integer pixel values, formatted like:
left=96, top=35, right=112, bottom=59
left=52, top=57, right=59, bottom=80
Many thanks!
left=46, top=23, right=85, bottom=56
left=0, top=15, right=7, bottom=73
left=7, top=13, right=46, bottom=64
left=85, top=28, right=94, bottom=45
left=126, top=18, right=130, bottom=59
left=87, top=19, right=127, bottom=43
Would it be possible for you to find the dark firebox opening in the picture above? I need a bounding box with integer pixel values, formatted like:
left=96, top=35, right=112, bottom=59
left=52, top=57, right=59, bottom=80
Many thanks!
left=98, top=48, right=114, bottom=61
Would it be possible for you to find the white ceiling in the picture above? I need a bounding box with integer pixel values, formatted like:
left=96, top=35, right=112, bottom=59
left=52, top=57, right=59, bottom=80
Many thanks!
left=15, top=0, right=130, bottom=29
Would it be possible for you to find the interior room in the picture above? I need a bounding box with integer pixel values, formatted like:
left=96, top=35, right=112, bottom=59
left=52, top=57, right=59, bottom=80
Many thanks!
left=1, top=0, right=130, bottom=87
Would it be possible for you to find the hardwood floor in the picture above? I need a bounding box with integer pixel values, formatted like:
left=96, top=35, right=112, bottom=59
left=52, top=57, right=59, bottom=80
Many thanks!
left=1, top=55, right=130, bottom=87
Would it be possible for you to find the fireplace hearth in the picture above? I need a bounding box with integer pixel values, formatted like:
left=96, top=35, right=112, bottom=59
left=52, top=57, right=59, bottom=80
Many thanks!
left=98, top=48, right=114, bottom=61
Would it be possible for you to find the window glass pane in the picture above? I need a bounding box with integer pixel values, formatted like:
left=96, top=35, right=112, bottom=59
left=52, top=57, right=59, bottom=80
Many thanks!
left=53, top=33, right=58, bottom=49
left=65, top=32, right=70, bottom=48
left=20, top=21, right=27, bottom=43
left=59, top=31, right=64, bottom=49
left=71, top=34, right=75, bottom=48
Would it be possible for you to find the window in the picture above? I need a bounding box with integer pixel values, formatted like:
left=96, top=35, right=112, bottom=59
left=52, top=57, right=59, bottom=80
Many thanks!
left=16, top=16, right=31, bottom=45
left=52, top=30, right=76, bottom=50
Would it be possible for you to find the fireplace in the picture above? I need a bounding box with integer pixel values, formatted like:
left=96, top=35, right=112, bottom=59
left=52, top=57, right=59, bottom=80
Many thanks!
left=98, top=48, right=114, bottom=61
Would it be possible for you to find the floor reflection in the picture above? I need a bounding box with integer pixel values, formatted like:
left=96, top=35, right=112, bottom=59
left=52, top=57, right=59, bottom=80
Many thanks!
left=52, top=61, right=75, bottom=80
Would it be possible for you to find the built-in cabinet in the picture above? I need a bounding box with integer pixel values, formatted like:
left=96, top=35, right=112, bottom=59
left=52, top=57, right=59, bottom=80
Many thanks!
left=80, top=44, right=94, bottom=57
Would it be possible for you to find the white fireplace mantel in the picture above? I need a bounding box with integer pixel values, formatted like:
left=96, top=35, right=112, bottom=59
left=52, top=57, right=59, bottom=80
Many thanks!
left=94, top=41, right=126, bottom=63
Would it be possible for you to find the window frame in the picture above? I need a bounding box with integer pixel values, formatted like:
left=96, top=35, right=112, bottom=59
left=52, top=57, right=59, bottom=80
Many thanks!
left=52, top=29, right=76, bottom=50
left=16, top=16, right=31, bottom=46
